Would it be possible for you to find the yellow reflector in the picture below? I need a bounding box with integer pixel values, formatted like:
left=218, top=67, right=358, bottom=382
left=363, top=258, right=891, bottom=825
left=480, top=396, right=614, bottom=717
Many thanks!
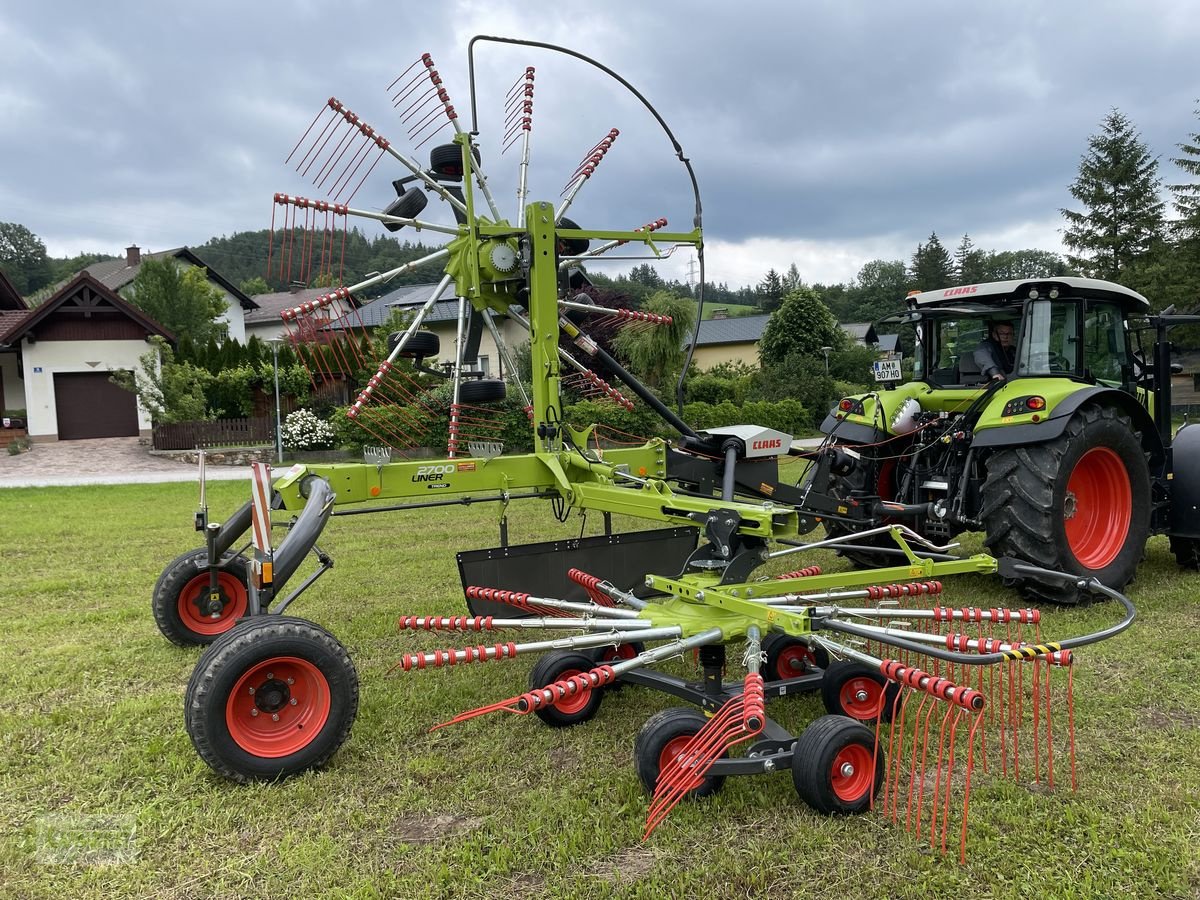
left=262, top=561, right=274, bottom=584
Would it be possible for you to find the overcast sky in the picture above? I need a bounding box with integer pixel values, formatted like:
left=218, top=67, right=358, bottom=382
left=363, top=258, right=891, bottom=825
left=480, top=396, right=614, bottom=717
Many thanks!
left=2, top=1, right=1197, bottom=290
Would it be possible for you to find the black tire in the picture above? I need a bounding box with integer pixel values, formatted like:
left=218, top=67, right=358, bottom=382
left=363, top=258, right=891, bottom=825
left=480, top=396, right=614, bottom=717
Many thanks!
left=584, top=642, right=645, bottom=691
left=527, top=651, right=603, bottom=728
left=556, top=216, right=590, bottom=257
left=381, top=187, right=429, bottom=232
left=820, top=660, right=899, bottom=724
left=428, top=142, right=478, bottom=182
left=185, top=617, right=358, bottom=782
left=980, top=404, right=1151, bottom=603
left=152, top=548, right=251, bottom=647
left=389, top=329, right=439, bottom=359
left=634, top=707, right=726, bottom=799
left=792, top=714, right=884, bottom=815
left=457, top=378, right=507, bottom=404
left=762, top=633, right=829, bottom=682
left=1170, top=536, right=1200, bottom=570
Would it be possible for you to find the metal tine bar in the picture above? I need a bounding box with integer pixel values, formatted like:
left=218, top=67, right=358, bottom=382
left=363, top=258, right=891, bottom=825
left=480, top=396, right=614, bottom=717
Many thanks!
left=401, top=625, right=683, bottom=670
left=316, top=98, right=468, bottom=217
left=556, top=218, right=669, bottom=269
left=556, top=129, right=620, bottom=223
left=503, top=307, right=636, bottom=407
left=415, top=53, right=502, bottom=220
left=280, top=249, right=450, bottom=325
left=510, top=69, right=535, bottom=224
left=480, top=309, right=532, bottom=411
left=605, top=628, right=725, bottom=677
left=768, top=524, right=960, bottom=559
left=464, top=587, right=643, bottom=619
left=445, top=296, right=471, bottom=458
left=399, top=615, right=658, bottom=632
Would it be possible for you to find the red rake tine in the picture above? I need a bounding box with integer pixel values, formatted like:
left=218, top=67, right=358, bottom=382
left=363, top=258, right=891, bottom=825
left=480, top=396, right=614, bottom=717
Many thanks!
left=644, top=673, right=765, bottom=838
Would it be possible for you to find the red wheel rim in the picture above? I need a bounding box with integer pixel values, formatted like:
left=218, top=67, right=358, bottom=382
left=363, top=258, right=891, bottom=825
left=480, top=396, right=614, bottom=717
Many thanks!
left=839, top=676, right=884, bottom=720
left=1064, top=447, right=1132, bottom=569
left=599, top=644, right=638, bottom=663
left=775, top=644, right=815, bottom=678
left=830, top=743, right=874, bottom=802
left=660, top=735, right=703, bottom=791
left=225, top=656, right=331, bottom=757
left=178, top=571, right=248, bottom=636
left=552, top=669, right=591, bottom=715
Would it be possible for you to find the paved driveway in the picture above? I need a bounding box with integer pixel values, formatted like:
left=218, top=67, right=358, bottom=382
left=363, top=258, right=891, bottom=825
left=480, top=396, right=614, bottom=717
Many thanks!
left=0, top=437, right=253, bottom=488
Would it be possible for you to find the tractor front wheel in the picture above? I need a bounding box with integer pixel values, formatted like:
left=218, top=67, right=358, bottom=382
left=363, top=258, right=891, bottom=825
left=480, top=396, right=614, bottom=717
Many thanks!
left=153, top=548, right=251, bottom=647
left=980, top=404, right=1150, bottom=603
left=792, top=714, right=884, bottom=814
left=634, top=707, right=726, bottom=799
left=185, top=617, right=358, bottom=782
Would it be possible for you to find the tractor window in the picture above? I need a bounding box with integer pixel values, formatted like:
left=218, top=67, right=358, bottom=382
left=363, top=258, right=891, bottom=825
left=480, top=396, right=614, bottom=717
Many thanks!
left=1083, top=302, right=1132, bottom=388
left=1016, top=301, right=1079, bottom=376
left=923, top=318, right=989, bottom=386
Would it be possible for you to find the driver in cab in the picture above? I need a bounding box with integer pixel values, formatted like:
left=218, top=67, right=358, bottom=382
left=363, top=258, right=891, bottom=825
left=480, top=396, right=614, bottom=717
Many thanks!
left=974, top=322, right=1016, bottom=381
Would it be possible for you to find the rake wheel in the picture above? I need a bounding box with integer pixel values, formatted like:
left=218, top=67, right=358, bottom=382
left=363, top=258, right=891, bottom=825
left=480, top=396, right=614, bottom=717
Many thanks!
left=152, top=547, right=250, bottom=647
left=527, top=651, right=604, bottom=727
left=635, top=707, right=727, bottom=799
left=792, top=714, right=883, bottom=814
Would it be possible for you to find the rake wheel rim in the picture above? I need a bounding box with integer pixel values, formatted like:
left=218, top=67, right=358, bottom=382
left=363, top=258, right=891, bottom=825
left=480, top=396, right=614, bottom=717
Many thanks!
left=178, top=571, right=248, bottom=636
left=225, top=656, right=331, bottom=757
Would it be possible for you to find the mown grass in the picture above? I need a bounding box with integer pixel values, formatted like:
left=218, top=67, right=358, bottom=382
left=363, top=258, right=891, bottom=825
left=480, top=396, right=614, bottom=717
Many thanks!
left=1, top=479, right=1199, bottom=899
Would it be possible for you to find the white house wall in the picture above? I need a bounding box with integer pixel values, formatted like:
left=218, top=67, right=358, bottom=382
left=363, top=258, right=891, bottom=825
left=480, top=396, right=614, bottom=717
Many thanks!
left=216, top=288, right=247, bottom=343
left=21, top=337, right=156, bottom=439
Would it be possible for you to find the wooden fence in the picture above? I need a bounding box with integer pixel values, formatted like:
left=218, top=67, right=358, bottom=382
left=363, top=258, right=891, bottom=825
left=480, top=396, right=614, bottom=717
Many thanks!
left=152, top=416, right=274, bottom=451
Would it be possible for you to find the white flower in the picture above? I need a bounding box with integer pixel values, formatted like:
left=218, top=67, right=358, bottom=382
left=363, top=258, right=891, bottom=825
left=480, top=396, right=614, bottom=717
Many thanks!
left=281, top=409, right=336, bottom=451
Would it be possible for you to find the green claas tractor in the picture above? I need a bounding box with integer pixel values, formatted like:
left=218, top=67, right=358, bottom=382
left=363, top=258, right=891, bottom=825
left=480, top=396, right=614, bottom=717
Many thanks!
left=800, top=277, right=1200, bottom=603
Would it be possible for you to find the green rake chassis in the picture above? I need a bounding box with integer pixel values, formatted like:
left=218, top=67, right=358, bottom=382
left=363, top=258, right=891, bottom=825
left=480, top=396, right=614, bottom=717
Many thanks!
left=179, top=443, right=1135, bottom=803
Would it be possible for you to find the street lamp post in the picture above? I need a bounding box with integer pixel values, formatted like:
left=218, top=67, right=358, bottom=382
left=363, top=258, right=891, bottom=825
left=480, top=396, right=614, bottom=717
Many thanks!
left=270, top=339, right=283, bottom=464
left=820, top=346, right=832, bottom=374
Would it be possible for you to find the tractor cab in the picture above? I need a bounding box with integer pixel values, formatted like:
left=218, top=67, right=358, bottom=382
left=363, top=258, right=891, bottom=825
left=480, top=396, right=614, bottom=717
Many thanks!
left=883, top=278, right=1150, bottom=397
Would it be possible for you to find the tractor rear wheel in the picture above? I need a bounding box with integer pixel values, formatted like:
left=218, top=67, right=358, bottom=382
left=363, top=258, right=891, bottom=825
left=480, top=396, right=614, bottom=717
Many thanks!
left=980, top=404, right=1150, bottom=604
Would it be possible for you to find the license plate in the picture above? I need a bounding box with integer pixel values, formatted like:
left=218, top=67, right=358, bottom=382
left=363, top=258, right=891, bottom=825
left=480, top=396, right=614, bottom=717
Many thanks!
left=873, top=359, right=902, bottom=382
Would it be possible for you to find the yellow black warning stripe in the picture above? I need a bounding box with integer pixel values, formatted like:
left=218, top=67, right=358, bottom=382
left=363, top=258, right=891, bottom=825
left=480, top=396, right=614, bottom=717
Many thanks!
left=1002, top=641, right=1062, bottom=660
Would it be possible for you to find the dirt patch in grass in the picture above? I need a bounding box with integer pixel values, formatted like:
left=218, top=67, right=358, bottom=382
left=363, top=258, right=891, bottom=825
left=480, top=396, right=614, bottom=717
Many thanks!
left=1138, top=707, right=1200, bottom=731
left=583, top=846, right=657, bottom=882
left=388, top=813, right=482, bottom=844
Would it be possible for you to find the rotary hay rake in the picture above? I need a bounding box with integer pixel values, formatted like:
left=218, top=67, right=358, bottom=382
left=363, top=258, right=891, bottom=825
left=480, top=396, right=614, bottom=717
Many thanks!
left=169, top=37, right=1136, bottom=863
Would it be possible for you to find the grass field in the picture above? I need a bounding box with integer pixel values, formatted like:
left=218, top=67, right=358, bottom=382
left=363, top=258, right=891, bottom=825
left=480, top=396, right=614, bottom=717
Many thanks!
left=2, top=478, right=1200, bottom=899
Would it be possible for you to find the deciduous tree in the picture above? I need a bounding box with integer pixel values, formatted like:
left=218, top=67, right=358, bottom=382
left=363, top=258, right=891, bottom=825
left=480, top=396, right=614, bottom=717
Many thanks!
left=124, top=258, right=228, bottom=343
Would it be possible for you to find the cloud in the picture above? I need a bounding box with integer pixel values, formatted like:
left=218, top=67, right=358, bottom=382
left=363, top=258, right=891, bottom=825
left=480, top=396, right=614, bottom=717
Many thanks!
left=1, top=0, right=1196, bottom=289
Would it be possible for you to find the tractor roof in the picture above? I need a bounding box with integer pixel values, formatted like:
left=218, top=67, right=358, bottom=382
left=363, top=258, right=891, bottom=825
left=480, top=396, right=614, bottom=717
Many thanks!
left=906, top=277, right=1150, bottom=312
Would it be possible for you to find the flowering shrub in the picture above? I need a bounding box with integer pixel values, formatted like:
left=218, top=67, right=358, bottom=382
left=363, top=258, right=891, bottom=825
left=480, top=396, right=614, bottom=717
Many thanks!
left=280, top=408, right=336, bottom=451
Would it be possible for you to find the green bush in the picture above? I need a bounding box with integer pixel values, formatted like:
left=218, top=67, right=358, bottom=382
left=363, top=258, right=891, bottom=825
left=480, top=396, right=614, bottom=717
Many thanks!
left=563, top=399, right=665, bottom=443
left=681, top=399, right=809, bottom=435
left=749, top=353, right=836, bottom=429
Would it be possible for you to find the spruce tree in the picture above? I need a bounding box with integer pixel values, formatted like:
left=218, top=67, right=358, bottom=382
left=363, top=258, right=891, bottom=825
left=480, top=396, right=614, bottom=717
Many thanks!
left=909, top=232, right=952, bottom=290
left=1169, top=102, right=1200, bottom=304
left=1061, top=109, right=1165, bottom=282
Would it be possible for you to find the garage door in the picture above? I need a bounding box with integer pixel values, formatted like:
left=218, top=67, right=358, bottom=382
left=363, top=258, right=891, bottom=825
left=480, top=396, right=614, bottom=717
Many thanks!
left=54, top=372, right=139, bottom=440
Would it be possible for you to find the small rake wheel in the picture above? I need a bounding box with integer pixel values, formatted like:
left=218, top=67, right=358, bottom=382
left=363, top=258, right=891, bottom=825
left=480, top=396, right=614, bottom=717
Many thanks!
left=585, top=641, right=645, bottom=691
left=635, top=707, right=727, bottom=799
left=153, top=548, right=251, bottom=647
left=821, top=660, right=899, bottom=724
left=762, top=633, right=829, bottom=681
left=185, top=617, right=358, bottom=782
left=527, top=651, right=604, bottom=727
left=792, top=714, right=884, bottom=814
left=389, top=330, right=440, bottom=359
